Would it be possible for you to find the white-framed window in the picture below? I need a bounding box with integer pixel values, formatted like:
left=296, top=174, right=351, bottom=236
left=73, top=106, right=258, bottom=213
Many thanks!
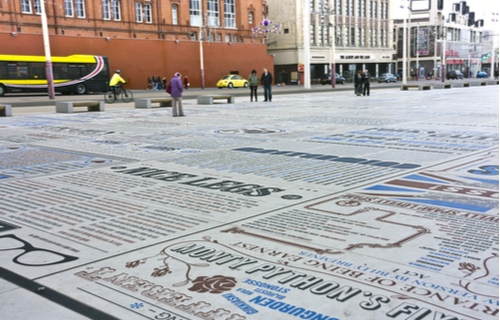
left=350, top=0, right=354, bottom=16
left=249, top=11, right=253, bottom=24
left=345, top=0, right=349, bottom=16
left=373, top=1, right=376, bottom=20
left=357, top=27, right=361, bottom=45
left=362, top=0, right=366, bottom=17
left=112, top=0, right=121, bottom=20
left=369, top=28, right=373, bottom=46
left=144, top=3, right=152, bottom=23
left=373, top=28, right=377, bottom=46
left=34, top=0, right=42, bottom=14
left=172, top=4, right=178, bottom=25
left=75, top=0, right=85, bottom=18
left=345, top=27, right=349, bottom=46
left=135, top=3, right=142, bottom=22
left=310, top=25, right=315, bottom=45
left=64, top=0, right=74, bottom=16
left=207, top=0, right=219, bottom=27
left=362, top=28, right=366, bottom=46
left=357, top=0, right=361, bottom=17
left=369, top=1, right=372, bottom=18
left=380, top=2, right=383, bottom=19
left=208, top=33, right=214, bottom=41
left=216, top=33, right=221, bottom=42
left=224, top=0, right=235, bottom=28
left=380, top=28, right=383, bottom=46
left=384, top=2, right=387, bottom=19
left=232, top=34, right=237, bottom=42
left=384, top=29, right=387, bottom=46
left=190, top=0, right=201, bottom=26
left=22, top=0, right=32, bottom=13
left=191, top=32, right=197, bottom=41
left=225, top=34, right=230, bottom=42
left=102, top=0, right=111, bottom=20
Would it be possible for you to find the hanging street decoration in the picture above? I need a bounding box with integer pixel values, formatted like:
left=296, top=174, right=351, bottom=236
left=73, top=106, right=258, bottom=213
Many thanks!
left=252, top=19, right=282, bottom=37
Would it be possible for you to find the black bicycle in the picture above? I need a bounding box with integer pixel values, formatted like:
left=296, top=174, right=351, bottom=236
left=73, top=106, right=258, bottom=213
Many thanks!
left=104, top=85, right=133, bottom=103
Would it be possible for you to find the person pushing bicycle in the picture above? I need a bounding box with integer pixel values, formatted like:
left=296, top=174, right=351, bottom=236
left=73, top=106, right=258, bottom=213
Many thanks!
left=109, top=70, right=127, bottom=100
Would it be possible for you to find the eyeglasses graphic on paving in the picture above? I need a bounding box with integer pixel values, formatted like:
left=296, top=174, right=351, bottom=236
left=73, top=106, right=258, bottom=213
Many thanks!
left=0, top=234, right=79, bottom=266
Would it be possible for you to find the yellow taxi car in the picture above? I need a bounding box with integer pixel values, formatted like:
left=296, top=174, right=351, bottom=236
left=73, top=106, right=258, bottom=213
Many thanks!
left=217, top=75, right=249, bottom=89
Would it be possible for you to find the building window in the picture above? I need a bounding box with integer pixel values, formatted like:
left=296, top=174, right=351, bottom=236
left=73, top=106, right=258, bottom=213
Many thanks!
left=102, top=0, right=111, bottom=20
left=232, top=34, right=237, bottom=42
left=369, top=1, right=372, bottom=18
left=345, top=27, right=349, bottom=46
left=380, top=28, right=383, bottom=46
left=191, top=32, right=197, bottom=40
left=350, top=27, right=354, bottom=46
left=373, top=1, right=377, bottom=20
left=384, top=2, right=387, bottom=19
left=350, top=0, right=354, bottom=16
left=357, top=0, right=361, bottom=17
left=21, top=0, right=32, bottom=13
left=384, top=29, right=387, bottom=47
left=357, top=27, right=361, bottom=45
left=216, top=33, right=221, bottom=42
left=207, top=0, right=219, bottom=27
left=336, top=26, right=342, bottom=46
left=362, top=28, right=366, bottom=46
left=319, top=26, right=324, bottom=46
left=310, top=0, right=314, bottom=13
left=369, top=28, right=372, bottom=46
left=310, top=24, right=315, bottom=45
left=64, top=0, right=73, bottom=16
left=208, top=33, right=214, bottom=41
left=325, top=25, right=329, bottom=45
left=362, top=0, right=366, bottom=17
left=172, top=4, right=178, bottom=25
left=112, top=0, right=121, bottom=20
left=380, top=2, right=383, bottom=19
left=345, top=0, right=349, bottom=16
left=144, top=3, right=152, bottom=23
left=284, top=28, right=289, bottom=34
left=225, top=34, right=230, bottom=42
left=249, top=12, right=253, bottom=24
left=224, top=0, right=235, bottom=28
left=34, top=0, right=42, bottom=14
left=373, top=28, right=377, bottom=46
left=135, top=3, right=143, bottom=22
left=190, top=0, right=201, bottom=26
left=75, top=0, right=85, bottom=18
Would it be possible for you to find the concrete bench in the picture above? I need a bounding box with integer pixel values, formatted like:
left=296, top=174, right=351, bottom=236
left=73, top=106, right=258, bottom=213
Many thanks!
left=486, top=80, right=498, bottom=85
left=56, top=101, right=104, bottom=113
left=135, top=98, right=172, bottom=109
left=197, top=95, right=235, bottom=105
left=463, top=82, right=470, bottom=87
left=470, top=82, right=482, bottom=86
left=452, top=82, right=464, bottom=88
left=0, top=104, right=12, bottom=117
left=401, top=84, right=431, bottom=91
left=432, top=83, right=452, bottom=89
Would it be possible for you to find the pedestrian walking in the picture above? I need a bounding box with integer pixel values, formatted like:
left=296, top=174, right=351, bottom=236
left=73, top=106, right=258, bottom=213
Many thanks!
left=354, top=70, right=363, bottom=96
left=183, top=76, right=189, bottom=89
left=156, top=75, right=162, bottom=90
left=162, top=77, right=167, bottom=90
left=169, top=72, right=185, bottom=117
left=363, top=69, right=371, bottom=96
left=248, top=70, right=259, bottom=102
left=261, top=68, right=273, bottom=102
left=147, top=77, right=152, bottom=90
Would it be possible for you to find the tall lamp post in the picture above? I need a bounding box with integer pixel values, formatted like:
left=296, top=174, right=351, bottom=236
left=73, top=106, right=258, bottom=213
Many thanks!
left=40, top=0, right=55, bottom=99
left=401, top=0, right=408, bottom=85
left=303, top=0, right=311, bottom=89
left=490, top=12, right=498, bottom=80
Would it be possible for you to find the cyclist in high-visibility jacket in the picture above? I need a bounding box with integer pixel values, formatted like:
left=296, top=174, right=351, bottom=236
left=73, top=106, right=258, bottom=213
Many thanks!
left=109, top=70, right=127, bottom=99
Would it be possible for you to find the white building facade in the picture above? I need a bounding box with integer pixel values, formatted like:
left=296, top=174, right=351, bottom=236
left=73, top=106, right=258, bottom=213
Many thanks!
left=266, top=0, right=395, bottom=84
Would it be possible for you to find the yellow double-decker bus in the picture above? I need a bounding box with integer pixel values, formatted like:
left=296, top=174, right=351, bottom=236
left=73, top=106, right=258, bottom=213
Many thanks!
left=0, top=54, right=110, bottom=96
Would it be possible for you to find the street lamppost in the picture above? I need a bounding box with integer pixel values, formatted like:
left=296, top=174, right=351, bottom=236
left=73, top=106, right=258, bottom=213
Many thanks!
left=490, top=12, right=498, bottom=80
left=303, top=0, right=311, bottom=89
left=40, top=0, right=55, bottom=99
left=416, top=23, right=419, bottom=80
left=401, top=0, right=409, bottom=85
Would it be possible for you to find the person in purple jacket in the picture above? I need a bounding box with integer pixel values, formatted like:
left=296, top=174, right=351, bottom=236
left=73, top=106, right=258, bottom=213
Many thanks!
left=169, top=72, right=185, bottom=117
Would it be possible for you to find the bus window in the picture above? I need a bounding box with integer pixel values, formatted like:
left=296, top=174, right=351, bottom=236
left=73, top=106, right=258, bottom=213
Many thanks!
left=7, top=62, right=28, bottom=79
left=78, top=64, right=87, bottom=77
left=68, top=65, right=80, bottom=79
left=29, top=62, right=46, bottom=79
left=0, top=62, right=7, bottom=79
left=53, top=63, right=68, bottom=79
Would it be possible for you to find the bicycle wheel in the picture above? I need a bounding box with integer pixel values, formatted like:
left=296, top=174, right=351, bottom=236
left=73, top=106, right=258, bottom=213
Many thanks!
left=104, top=91, right=116, bottom=104
left=121, top=89, right=133, bottom=103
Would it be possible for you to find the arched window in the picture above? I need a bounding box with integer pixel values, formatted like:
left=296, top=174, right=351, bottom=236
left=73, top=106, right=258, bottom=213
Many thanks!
left=172, top=4, right=178, bottom=25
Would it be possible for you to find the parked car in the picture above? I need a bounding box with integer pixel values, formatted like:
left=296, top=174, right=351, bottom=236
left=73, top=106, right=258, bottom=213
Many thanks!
left=477, top=71, right=488, bottom=78
left=446, top=70, right=464, bottom=80
left=321, top=73, right=346, bottom=85
left=377, top=73, right=398, bottom=83
left=217, top=75, right=249, bottom=88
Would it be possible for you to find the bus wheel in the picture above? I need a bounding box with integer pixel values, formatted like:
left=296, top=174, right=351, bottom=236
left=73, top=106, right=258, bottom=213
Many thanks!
left=0, top=85, right=5, bottom=96
left=75, top=84, right=87, bottom=95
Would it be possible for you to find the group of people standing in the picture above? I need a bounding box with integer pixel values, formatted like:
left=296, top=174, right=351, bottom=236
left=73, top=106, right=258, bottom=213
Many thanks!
left=248, top=68, right=273, bottom=102
left=354, top=69, right=371, bottom=96
left=149, top=75, right=189, bottom=91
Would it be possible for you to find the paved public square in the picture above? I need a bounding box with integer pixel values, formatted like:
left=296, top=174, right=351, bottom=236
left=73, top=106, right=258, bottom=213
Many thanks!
left=0, top=85, right=498, bottom=320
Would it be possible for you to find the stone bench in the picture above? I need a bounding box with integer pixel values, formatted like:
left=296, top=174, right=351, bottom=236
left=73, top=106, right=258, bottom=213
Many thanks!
left=56, top=101, right=104, bottom=113
left=135, top=98, right=172, bottom=109
left=486, top=80, right=498, bottom=85
left=401, top=84, right=431, bottom=91
left=0, top=104, right=12, bottom=117
left=432, top=83, right=452, bottom=89
left=197, top=95, right=235, bottom=105
left=470, top=82, right=482, bottom=86
left=452, top=82, right=464, bottom=88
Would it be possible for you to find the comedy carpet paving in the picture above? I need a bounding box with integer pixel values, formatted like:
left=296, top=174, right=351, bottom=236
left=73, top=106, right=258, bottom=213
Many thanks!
left=0, top=86, right=498, bottom=320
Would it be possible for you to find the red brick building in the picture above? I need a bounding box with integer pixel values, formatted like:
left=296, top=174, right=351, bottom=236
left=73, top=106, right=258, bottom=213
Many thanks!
left=0, top=0, right=273, bottom=88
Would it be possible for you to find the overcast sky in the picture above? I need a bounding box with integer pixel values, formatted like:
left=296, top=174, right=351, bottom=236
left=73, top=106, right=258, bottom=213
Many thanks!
left=391, top=0, right=500, bottom=30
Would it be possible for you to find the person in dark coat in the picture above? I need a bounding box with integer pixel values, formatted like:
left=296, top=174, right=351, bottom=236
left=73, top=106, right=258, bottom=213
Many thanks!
left=183, top=76, right=189, bottom=89
left=168, top=72, right=185, bottom=117
left=261, top=68, right=273, bottom=102
left=152, top=75, right=157, bottom=90
left=162, top=77, right=167, bottom=90
left=363, top=69, right=371, bottom=96
left=354, top=70, right=363, bottom=96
